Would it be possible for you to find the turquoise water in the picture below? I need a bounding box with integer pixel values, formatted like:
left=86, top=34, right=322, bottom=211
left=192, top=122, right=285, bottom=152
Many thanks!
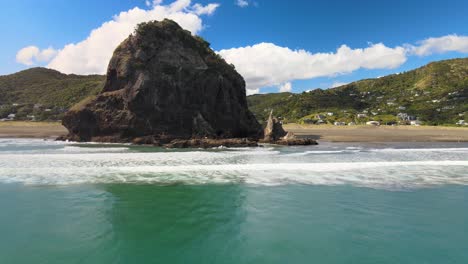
left=1, top=139, right=468, bottom=263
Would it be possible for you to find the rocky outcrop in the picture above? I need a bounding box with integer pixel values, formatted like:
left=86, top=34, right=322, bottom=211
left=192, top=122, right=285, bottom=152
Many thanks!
left=62, top=19, right=262, bottom=145
left=164, top=138, right=258, bottom=148
left=263, top=110, right=287, bottom=141
left=261, top=111, right=318, bottom=145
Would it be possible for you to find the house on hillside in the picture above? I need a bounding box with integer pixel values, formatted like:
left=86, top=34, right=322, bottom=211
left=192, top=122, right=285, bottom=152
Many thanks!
left=357, top=113, right=367, bottom=118
left=456, top=120, right=467, bottom=126
left=397, top=113, right=416, bottom=121
left=397, top=113, right=408, bottom=120
left=334, top=121, right=346, bottom=126
left=327, top=112, right=334, bottom=116
left=7, top=114, right=16, bottom=120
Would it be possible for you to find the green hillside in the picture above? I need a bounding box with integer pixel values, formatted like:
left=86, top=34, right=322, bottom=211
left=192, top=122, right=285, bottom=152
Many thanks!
left=0, top=68, right=105, bottom=121
left=248, top=58, right=468, bottom=126
left=0, top=58, right=467, bottom=125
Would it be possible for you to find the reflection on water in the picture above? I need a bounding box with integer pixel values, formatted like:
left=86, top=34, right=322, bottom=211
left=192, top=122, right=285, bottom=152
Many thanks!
left=105, top=184, right=247, bottom=263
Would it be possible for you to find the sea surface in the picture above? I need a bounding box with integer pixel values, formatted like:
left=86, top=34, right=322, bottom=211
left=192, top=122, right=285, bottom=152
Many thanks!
left=1, top=138, right=468, bottom=263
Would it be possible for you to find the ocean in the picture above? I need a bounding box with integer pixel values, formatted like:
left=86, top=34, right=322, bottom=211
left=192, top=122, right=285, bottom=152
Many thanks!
left=1, top=138, right=468, bottom=263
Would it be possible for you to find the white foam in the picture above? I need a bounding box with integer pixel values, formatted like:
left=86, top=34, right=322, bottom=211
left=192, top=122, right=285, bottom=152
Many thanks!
left=1, top=139, right=468, bottom=189
left=369, top=147, right=468, bottom=153
left=283, top=150, right=361, bottom=156
left=0, top=160, right=467, bottom=188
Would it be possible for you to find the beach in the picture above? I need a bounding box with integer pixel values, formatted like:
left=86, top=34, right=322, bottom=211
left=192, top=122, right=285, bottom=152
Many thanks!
left=284, top=123, right=468, bottom=142
left=0, top=122, right=67, bottom=139
left=1, top=121, right=467, bottom=142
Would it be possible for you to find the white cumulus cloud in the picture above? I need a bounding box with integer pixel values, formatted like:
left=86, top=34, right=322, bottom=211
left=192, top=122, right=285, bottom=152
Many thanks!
left=408, top=34, right=468, bottom=56
left=236, top=0, right=249, bottom=7
left=192, top=3, right=220, bottom=15
left=246, top=88, right=260, bottom=95
left=279, top=82, right=292, bottom=92
left=218, top=42, right=407, bottom=92
left=16, top=46, right=57, bottom=66
left=17, top=0, right=219, bottom=74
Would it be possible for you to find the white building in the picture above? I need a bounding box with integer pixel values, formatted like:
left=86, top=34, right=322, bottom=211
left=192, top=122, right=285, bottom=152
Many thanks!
left=366, top=121, right=380, bottom=126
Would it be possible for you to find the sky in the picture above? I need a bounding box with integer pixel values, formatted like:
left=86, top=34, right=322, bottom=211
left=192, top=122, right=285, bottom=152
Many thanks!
left=1, top=0, right=468, bottom=94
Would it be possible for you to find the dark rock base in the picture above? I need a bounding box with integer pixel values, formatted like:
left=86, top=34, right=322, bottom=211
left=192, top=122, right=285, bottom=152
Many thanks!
left=57, top=135, right=259, bottom=148
left=259, top=138, right=318, bottom=146
left=164, top=138, right=258, bottom=148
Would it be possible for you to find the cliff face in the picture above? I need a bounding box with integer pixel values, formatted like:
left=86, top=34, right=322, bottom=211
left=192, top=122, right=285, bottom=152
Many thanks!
left=62, top=19, right=262, bottom=143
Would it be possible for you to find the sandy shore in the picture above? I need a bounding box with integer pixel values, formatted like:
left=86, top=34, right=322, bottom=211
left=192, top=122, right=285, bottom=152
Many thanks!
left=0, top=122, right=467, bottom=142
left=0, top=122, right=67, bottom=139
left=284, top=124, right=468, bottom=142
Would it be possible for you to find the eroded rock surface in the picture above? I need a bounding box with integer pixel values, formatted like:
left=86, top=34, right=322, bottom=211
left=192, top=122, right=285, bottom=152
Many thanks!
left=62, top=19, right=262, bottom=144
left=261, top=111, right=318, bottom=146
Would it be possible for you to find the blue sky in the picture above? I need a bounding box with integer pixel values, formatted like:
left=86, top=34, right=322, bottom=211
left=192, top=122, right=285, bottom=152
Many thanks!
left=2, top=0, right=468, bottom=94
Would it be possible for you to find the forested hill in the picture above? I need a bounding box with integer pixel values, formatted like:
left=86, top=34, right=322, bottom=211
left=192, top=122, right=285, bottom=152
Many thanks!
left=0, top=68, right=104, bottom=120
left=0, top=67, right=105, bottom=106
left=0, top=58, right=467, bottom=125
left=247, top=58, right=468, bottom=125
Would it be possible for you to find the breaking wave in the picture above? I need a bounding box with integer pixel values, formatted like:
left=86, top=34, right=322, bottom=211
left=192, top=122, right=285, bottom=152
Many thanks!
left=1, top=139, right=468, bottom=189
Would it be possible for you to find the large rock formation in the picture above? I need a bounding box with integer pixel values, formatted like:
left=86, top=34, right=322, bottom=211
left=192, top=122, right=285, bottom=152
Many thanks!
left=62, top=19, right=262, bottom=144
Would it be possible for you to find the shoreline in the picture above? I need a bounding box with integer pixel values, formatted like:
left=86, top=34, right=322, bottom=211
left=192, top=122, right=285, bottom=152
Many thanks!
left=1, top=121, right=468, bottom=143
